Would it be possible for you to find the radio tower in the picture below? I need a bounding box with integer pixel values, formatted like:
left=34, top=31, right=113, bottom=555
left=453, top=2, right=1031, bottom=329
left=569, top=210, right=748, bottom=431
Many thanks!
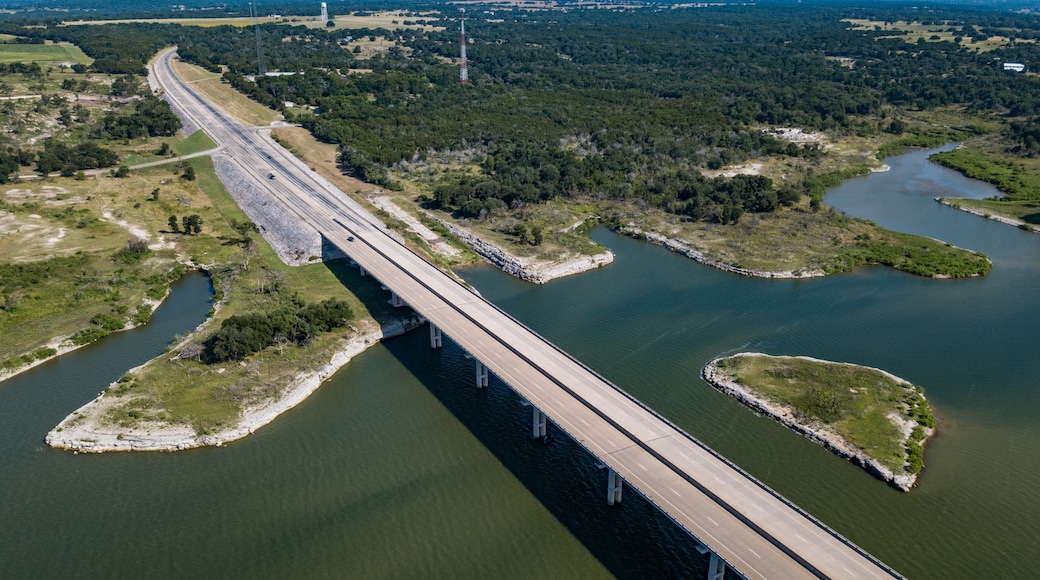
left=250, top=2, right=265, bottom=75
left=459, top=8, right=468, bottom=84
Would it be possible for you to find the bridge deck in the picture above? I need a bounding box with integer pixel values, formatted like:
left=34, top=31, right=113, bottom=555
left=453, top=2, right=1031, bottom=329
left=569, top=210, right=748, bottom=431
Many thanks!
left=153, top=48, right=901, bottom=580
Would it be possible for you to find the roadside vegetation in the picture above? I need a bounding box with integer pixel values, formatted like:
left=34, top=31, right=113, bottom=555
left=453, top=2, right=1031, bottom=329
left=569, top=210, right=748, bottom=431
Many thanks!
left=4, top=4, right=1035, bottom=277
left=712, top=354, right=935, bottom=475
left=1, top=2, right=1038, bottom=432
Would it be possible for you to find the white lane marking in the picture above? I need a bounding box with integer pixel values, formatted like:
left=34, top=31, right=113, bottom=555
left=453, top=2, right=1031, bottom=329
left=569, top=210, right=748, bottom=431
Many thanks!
left=670, top=488, right=681, bottom=497
left=579, top=419, right=589, bottom=426
left=638, top=462, right=648, bottom=471
left=842, top=566, right=857, bottom=578
left=707, top=517, right=719, bottom=526
left=747, top=548, right=761, bottom=559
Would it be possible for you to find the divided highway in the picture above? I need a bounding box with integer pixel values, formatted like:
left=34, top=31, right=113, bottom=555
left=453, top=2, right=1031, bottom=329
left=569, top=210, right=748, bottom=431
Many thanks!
left=152, top=48, right=902, bottom=580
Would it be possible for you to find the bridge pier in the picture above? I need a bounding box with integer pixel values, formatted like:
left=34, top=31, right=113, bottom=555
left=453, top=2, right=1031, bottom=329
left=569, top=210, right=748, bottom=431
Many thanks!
left=389, top=292, right=405, bottom=308
left=606, top=467, right=623, bottom=505
left=475, top=360, right=489, bottom=389
left=359, top=265, right=367, bottom=277
left=429, top=323, right=442, bottom=348
left=532, top=407, right=546, bottom=439
left=697, top=545, right=727, bottom=580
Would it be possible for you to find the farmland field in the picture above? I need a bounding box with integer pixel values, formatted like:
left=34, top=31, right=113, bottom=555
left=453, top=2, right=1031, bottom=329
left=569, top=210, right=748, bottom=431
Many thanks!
left=0, top=42, right=92, bottom=64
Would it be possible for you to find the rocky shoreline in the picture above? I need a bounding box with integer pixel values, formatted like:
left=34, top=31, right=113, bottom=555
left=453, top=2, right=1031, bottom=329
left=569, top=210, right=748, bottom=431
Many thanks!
left=437, top=219, right=615, bottom=284
left=620, top=227, right=826, bottom=279
left=936, top=197, right=1040, bottom=234
left=45, top=316, right=422, bottom=453
left=702, top=354, right=921, bottom=491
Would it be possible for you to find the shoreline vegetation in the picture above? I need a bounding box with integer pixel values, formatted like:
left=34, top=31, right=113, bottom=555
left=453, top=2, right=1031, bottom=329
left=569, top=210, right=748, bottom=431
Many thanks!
left=46, top=316, right=422, bottom=452
left=929, top=146, right=1040, bottom=232
left=703, top=354, right=936, bottom=491
left=2, top=3, right=1030, bottom=451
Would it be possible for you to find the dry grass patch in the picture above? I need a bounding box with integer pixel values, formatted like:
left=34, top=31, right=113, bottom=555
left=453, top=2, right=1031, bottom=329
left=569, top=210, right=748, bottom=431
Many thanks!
left=843, top=19, right=1034, bottom=52
left=168, top=56, right=280, bottom=127
left=309, top=11, right=443, bottom=31
left=271, top=126, right=380, bottom=195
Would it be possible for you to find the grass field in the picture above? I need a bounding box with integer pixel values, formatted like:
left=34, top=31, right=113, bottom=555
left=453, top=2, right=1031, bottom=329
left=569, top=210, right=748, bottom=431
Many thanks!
left=168, top=56, right=279, bottom=127
left=942, top=198, right=1040, bottom=226
left=172, top=130, right=217, bottom=156
left=0, top=152, right=273, bottom=367
left=843, top=19, right=1034, bottom=52
left=63, top=11, right=440, bottom=31
left=595, top=195, right=990, bottom=278
left=713, top=354, right=933, bottom=473
left=0, top=42, right=92, bottom=65
left=0, top=150, right=398, bottom=432
left=99, top=157, right=400, bottom=434
left=272, top=126, right=378, bottom=196
left=931, top=147, right=1040, bottom=201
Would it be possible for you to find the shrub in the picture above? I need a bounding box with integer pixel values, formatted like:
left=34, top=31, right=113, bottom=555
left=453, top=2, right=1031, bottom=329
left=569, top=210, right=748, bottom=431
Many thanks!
left=907, top=439, right=924, bottom=474
left=33, top=347, right=57, bottom=360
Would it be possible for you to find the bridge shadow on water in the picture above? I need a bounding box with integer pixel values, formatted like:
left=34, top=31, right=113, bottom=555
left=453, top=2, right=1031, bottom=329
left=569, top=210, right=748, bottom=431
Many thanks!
left=318, top=241, right=714, bottom=578
left=379, top=327, right=714, bottom=580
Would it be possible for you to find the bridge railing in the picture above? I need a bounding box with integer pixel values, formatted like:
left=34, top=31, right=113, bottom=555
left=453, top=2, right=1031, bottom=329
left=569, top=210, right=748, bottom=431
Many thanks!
left=330, top=224, right=902, bottom=580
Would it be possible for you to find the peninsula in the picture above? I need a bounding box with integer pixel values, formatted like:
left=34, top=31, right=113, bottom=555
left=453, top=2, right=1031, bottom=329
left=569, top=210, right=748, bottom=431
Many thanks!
left=703, top=353, right=936, bottom=491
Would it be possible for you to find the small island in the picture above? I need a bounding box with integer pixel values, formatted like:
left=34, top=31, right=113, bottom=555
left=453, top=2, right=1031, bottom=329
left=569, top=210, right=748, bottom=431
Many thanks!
left=703, top=353, right=936, bottom=491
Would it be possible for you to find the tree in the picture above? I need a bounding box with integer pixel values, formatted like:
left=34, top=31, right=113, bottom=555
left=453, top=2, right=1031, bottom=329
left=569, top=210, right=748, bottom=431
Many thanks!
left=109, top=74, right=142, bottom=97
left=182, top=214, right=203, bottom=235
left=181, top=164, right=196, bottom=181
left=231, top=218, right=260, bottom=245
left=150, top=188, right=160, bottom=201
left=156, top=142, right=171, bottom=156
left=168, top=215, right=179, bottom=232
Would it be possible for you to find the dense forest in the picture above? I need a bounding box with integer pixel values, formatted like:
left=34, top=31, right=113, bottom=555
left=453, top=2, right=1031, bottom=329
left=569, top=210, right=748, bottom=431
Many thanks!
left=5, top=2, right=1040, bottom=225
left=252, top=5, right=1040, bottom=223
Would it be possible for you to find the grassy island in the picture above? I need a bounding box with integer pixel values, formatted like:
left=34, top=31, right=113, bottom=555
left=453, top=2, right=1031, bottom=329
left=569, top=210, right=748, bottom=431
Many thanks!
left=703, top=353, right=936, bottom=491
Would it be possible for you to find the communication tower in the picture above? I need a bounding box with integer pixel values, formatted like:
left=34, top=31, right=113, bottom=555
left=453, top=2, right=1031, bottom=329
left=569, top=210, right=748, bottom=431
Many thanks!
left=250, top=2, right=265, bottom=75
left=459, top=8, right=468, bottom=84
left=320, top=2, right=329, bottom=23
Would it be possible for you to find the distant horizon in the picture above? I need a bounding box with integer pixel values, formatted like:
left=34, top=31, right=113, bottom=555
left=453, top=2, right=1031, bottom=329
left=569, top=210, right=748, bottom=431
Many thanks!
left=2, top=0, right=1037, bottom=17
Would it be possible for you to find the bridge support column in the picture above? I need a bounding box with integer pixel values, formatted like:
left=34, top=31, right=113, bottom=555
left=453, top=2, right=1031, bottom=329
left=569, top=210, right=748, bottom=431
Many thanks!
left=532, top=407, right=546, bottom=439
left=697, top=545, right=726, bottom=580
left=389, top=292, right=405, bottom=308
left=708, top=552, right=725, bottom=580
left=359, top=265, right=367, bottom=277
left=475, top=360, right=489, bottom=389
left=429, top=323, right=442, bottom=348
left=606, top=468, right=623, bottom=505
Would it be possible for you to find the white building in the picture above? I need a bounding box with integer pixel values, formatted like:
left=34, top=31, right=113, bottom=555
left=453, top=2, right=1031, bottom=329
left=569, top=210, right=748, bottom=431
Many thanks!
left=1003, top=62, right=1026, bottom=72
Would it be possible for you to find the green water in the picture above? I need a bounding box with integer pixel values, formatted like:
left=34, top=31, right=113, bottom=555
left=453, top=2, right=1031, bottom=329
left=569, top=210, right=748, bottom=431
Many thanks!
left=3, top=146, right=1039, bottom=578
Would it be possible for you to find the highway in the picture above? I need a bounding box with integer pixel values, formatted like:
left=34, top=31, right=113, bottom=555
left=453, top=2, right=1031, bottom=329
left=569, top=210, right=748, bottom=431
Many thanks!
left=152, top=47, right=903, bottom=580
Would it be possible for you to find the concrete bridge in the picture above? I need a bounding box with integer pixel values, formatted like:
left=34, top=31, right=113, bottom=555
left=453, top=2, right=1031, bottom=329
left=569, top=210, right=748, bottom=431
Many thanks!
left=153, top=48, right=903, bottom=580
